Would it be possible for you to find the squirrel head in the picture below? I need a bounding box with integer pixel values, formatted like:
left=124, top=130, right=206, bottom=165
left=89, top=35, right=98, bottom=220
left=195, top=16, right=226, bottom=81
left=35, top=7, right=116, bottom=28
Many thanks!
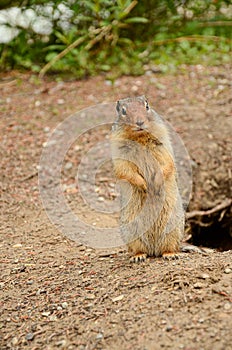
left=115, top=96, right=153, bottom=132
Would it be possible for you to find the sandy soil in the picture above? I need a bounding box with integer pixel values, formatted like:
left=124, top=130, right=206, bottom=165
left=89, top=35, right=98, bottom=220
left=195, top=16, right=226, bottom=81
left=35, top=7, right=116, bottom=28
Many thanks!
left=0, top=65, right=231, bottom=350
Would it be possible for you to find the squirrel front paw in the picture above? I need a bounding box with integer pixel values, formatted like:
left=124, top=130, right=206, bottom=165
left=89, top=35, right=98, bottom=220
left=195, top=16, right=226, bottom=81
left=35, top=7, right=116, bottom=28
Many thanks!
left=135, top=175, right=147, bottom=192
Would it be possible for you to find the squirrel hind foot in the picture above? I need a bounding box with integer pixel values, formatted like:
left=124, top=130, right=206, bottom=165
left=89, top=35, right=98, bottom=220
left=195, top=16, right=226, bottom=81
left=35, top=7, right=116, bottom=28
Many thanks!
left=130, top=253, right=147, bottom=263
left=162, top=252, right=180, bottom=260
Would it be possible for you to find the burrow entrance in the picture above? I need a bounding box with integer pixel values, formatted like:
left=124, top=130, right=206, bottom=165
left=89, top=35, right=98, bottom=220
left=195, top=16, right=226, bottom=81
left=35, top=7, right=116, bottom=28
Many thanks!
left=187, top=203, right=232, bottom=251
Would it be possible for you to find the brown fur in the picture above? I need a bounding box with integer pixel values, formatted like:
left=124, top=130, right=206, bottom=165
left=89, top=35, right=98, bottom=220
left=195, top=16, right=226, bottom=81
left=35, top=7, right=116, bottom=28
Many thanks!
left=111, top=96, right=184, bottom=261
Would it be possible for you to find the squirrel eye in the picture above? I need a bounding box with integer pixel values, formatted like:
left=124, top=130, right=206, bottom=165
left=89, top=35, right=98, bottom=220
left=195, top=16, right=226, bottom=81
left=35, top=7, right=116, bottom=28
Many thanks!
left=122, top=106, right=127, bottom=116
left=145, top=101, right=149, bottom=111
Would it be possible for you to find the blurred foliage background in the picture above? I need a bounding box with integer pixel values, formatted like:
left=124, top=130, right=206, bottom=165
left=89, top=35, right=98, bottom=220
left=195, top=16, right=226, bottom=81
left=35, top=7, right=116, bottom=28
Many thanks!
left=0, top=0, right=231, bottom=78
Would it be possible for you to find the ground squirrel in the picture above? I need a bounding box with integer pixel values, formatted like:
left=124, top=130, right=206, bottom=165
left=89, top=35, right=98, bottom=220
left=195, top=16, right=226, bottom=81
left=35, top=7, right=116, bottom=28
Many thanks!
left=111, top=96, right=185, bottom=262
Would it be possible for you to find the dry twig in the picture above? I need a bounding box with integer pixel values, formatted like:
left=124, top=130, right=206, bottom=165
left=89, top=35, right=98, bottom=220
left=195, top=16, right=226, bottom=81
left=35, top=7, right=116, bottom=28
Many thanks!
left=186, top=198, right=231, bottom=219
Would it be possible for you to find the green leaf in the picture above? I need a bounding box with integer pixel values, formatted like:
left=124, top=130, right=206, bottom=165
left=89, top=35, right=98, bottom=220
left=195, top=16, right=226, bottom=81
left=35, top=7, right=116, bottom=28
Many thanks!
left=124, top=17, right=149, bottom=24
left=54, top=31, right=70, bottom=44
left=43, top=45, right=66, bottom=52
left=118, top=37, right=133, bottom=45
left=45, top=52, right=57, bottom=62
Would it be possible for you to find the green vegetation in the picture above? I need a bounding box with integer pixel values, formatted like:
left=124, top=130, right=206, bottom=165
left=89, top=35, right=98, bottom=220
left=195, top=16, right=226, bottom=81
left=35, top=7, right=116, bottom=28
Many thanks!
left=0, top=0, right=231, bottom=78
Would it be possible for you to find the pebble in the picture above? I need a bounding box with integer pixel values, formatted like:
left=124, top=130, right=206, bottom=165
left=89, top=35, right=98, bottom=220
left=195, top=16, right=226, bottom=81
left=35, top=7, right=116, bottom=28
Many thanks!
left=131, top=85, right=138, bottom=92
left=166, top=325, right=173, bottom=332
left=112, top=294, right=124, bottom=302
left=224, top=303, right=231, bottom=311
left=224, top=268, right=231, bottom=274
left=74, top=145, right=82, bottom=151
left=56, top=339, right=67, bottom=347
left=85, top=294, right=95, bottom=300
left=135, top=80, right=142, bottom=86
left=11, top=337, right=18, bottom=345
left=36, top=289, right=46, bottom=295
left=26, top=280, right=34, bottom=285
left=61, top=302, right=68, bottom=309
left=105, top=80, right=113, bottom=86
left=64, top=162, right=73, bottom=170
left=13, top=243, right=22, bottom=248
left=25, top=333, right=34, bottom=341
left=200, top=273, right=210, bottom=279
left=42, top=311, right=51, bottom=317
left=193, top=282, right=204, bottom=289
left=35, top=100, right=41, bottom=107
left=96, top=333, right=103, bottom=340
left=49, top=315, right=58, bottom=321
left=44, top=126, right=50, bottom=133
left=57, top=98, right=65, bottom=105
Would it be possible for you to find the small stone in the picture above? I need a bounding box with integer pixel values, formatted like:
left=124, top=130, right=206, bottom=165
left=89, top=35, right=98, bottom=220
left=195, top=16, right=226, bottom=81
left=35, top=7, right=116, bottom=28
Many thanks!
left=35, top=100, right=41, bottom=107
left=57, top=98, right=65, bottom=105
left=74, top=145, right=82, bottom=151
left=86, top=248, right=93, bottom=252
left=44, top=126, right=50, bottom=133
left=193, top=282, right=204, bottom=289
left=131, top=85, right=138, bottom=92
left=61, top=302, right=68, bottom=309
left=166, top=325, right=173, bottom=332
left=42, top=311, right=51, bottom=317
left=224, top=268, right=231, bottom=274
left=105, top=80, right=113, bottom=86
left=13, top=243, right=22, bottom=248
left=26, top=280, right=34, bottom=285
left=112, top=294, right=124, bottom=302
left=57, top=306, right=62, bottom=311
left=25, top=333, right=34, bottom=341
left=56, top=339, right=67, bottom=347
left=96, top=333, right=103, bottom=340
left=49, top=315, right=58, bottom=321
left=36, top=289, right=46, bottom=295
left=85, top=294, right=95, bottom=300
left=224, top=303, right=231, bottom=310
left=135, top=80, right=142, bottom=86
left=64, top=162, right=73, bottom=170
left=200, top=273, right=210, bottom=279
left=11, top=337, right=18, bottom=345
left=12, top=265, right=26, bottom=273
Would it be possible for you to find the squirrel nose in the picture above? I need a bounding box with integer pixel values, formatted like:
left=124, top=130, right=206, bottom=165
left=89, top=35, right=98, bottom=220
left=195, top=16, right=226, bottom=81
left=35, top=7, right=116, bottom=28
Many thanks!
left=136, top=120, right=144, bottom=127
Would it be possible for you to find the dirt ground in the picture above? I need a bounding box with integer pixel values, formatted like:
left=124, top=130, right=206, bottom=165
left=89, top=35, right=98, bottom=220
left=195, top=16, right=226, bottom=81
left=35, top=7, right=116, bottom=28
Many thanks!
left=0, top=65, right=231, bottom=350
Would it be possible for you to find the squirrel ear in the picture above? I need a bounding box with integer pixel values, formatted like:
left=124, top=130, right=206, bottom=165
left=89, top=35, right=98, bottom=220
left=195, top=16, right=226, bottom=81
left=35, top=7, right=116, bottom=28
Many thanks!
left=116, top=101, right=120, bottom=113
left=138, top=95, right=148, bottom=105
left=143, top=95, right=148, bottom=103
